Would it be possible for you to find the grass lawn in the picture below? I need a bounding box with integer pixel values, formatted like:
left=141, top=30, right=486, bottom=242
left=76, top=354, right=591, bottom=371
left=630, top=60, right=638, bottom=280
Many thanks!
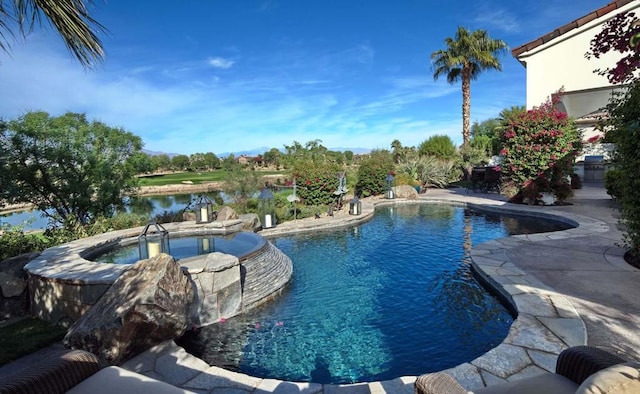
left=0, top=318, right=67, bottom=365
left=138, top=170, right=284, bottom=186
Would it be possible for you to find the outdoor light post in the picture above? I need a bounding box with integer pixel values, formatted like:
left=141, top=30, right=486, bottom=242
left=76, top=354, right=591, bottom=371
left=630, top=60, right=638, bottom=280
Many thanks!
left=386, top=173, right=395, bottom=199
left=258, top=188, right=276, bottom=229
left=138, top=221, right=170, bottom=260
left=194, top=195, right=214, bottom=224
left=349, top=196, right=362, bottom=215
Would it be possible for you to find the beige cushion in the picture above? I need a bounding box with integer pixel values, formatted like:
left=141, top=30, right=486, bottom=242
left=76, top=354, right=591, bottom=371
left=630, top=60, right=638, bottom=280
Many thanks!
left=576, top=362, right=640, bottom=394
left=475, top=373, right=578, bottom=394
left=67, top=366, right=196, bottom=394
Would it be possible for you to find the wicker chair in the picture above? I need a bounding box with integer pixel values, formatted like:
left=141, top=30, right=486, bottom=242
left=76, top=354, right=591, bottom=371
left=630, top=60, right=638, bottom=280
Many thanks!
left=415, top=346, right=635, bottom=394
left=0, top=349, right=100, bottom=394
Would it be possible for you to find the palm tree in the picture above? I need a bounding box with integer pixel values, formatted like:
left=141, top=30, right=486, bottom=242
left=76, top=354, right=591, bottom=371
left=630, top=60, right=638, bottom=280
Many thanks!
left=431, top=27, right=508, bottom=146
left=0, top=0, right=106, bottom=67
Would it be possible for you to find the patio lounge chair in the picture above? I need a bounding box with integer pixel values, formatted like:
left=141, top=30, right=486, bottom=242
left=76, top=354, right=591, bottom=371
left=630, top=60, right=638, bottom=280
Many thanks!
left=415, top=346, right=640, bottom=394
left=0, top=348, right=192, bottom=394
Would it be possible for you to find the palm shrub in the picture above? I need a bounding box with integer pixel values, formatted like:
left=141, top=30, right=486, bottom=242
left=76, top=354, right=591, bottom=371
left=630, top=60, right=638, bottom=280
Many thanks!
left=499, top=96, right=581, bottom=202
left=355, top=150, right=395, bottom=197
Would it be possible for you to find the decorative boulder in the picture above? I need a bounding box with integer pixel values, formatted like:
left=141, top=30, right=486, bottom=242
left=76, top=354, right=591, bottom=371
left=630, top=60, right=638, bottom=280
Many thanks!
left=0, top=252, right=40, bottom=322
left=216, top=206, right=238, bottom=221
left=239, top=213, right=261, bottom=232
left=393, top=184, right=419, bottom=199
left=64, top=254, right=194, bottom=365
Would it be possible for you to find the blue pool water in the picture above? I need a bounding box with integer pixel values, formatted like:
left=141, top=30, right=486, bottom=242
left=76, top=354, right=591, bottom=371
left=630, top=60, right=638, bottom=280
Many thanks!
left=177, top=204, right=573, bottom=384
left=92, top=231, right=265, bottom=264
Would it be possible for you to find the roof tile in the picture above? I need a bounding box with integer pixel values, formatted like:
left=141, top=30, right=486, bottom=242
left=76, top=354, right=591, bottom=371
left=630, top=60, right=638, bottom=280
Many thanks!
left=511, top=1, right=636, bottom=58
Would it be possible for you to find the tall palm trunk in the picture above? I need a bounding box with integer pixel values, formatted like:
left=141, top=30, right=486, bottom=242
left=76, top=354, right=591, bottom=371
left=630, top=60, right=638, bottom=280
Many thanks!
left=461, top=69, right=471, bottom=147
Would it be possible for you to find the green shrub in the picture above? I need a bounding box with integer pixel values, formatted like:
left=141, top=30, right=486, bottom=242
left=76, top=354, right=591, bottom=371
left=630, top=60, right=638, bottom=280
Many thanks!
left=418, top=135, right=459, bottom=160
left=0, top=226, right=50, bottom=261
left=603, top=80, right=640, bottom=252
left=355, top=150, right=395, bottom=197
left=605, top=168, right=623, bottom=200
left=394, top=172, right=416, bottom=186
left=291, top=160, right=343, bottom=205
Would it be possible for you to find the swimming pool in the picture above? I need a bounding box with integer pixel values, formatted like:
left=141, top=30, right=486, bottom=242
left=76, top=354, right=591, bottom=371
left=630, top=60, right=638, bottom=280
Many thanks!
left=177, top=204, right=573, bottom=384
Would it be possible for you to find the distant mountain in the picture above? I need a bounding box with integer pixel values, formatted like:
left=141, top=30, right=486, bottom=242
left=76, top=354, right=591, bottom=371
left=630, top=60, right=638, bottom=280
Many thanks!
left=142, top=149, right=181, bottom=158
left=143, top=146, right=372, bottom=158
left=330, top=147, right=371, bottom=154
left=217, top=146, right=271, bottom=158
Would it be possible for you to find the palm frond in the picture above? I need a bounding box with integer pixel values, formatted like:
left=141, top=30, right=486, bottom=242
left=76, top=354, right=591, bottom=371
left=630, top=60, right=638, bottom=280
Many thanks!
left=2, top=0, right=106, bottom=68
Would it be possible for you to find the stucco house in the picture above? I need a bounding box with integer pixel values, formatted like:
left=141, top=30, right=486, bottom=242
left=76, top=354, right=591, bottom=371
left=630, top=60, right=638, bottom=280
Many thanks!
left=512, top=0, right=639, bottom=181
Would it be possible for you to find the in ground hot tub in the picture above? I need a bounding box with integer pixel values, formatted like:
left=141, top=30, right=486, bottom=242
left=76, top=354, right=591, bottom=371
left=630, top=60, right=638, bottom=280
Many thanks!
left=24, top=220, right=292, bottom=326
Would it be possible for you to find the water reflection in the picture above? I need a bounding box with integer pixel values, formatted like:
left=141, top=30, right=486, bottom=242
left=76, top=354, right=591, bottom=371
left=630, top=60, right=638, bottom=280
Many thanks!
left=0, top=192, right=227, bottom=231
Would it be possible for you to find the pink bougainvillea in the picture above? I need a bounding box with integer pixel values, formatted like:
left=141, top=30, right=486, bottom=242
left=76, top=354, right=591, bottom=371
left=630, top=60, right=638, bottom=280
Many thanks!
left=586, top=11, right=640, bottom=84
left=499, top=95, right=582, bottom=201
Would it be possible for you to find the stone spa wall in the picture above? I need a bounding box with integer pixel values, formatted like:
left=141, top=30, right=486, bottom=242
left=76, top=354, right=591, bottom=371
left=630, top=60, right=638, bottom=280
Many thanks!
left=23, top=220, right=293, bottom=327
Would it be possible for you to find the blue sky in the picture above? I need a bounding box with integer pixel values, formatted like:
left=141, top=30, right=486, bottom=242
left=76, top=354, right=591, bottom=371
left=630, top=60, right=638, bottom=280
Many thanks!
left=0, top=0, right=609, bottom=156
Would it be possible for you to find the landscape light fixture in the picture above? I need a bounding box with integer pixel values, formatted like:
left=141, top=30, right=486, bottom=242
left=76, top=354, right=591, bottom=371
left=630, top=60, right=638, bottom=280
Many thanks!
left=258, top=188, right=276, bottom=229
left=138, top=221, right=170, bottom=260
left=349, top=196, right=362, bottom=215
left=386, top=173, right=395, bottom=199
left=194, top=195, right=214, bottom=224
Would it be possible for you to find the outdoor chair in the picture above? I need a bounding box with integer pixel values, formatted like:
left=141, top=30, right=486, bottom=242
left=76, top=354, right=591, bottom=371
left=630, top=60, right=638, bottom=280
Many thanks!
left=415, top=346, right=640, bottom=394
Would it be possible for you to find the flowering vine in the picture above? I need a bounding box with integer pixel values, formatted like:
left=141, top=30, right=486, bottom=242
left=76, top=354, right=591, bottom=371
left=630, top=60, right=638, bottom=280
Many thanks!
left=586, top=11, right=640, bottom=84
left=499, top=95, right=582, bottom=202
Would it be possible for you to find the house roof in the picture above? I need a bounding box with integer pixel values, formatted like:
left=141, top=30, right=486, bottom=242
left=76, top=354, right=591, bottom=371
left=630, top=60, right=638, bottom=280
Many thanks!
left=512, top=0, right=636, bottom=58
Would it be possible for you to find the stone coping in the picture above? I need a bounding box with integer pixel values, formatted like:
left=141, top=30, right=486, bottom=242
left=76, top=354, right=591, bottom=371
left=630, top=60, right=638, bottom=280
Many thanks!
left=24, top=219, right=245, bottom=285
left=121, top=192, right=610, bottom=393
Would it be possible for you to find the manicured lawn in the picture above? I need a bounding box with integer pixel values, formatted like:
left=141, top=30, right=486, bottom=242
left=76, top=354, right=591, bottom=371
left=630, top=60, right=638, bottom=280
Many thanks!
left=137, top=170, right=284, bottom=186
left=137, top=171, right=225, bottom=186
left=0, top=318, right=67, bottom=365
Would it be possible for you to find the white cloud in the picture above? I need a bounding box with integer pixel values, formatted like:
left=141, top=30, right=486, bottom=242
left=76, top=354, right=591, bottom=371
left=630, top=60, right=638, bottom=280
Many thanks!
left=208, top=57, right=235, bottom=69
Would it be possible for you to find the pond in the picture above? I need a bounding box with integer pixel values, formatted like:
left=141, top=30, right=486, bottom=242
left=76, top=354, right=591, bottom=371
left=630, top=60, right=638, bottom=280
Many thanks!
left=0, top=192, right=225, bottom=231
left=177, top=204, right=574, bottom=384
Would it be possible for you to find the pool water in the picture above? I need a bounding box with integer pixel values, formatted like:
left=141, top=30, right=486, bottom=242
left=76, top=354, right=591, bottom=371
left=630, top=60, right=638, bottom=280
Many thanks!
left=177, top=204, right=573, bottom=384
left=92, top=231, right=264, bottom=264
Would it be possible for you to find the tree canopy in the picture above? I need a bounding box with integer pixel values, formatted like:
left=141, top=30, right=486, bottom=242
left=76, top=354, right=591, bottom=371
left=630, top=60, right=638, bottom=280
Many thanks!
left=431, top=27, right=508, bottom=146
left=1, top=111, right=143, bottom=226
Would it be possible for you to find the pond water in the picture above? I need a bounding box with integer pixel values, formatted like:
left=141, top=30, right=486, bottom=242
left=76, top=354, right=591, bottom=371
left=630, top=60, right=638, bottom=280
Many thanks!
left=177, top=204, right=573, bottom=384
left=0, top=192, right=225, bottom=231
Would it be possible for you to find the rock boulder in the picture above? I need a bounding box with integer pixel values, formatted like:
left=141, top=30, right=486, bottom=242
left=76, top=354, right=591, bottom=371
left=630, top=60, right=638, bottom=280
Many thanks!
left=394, top=184, right=419, bottom=199
left=64, top=254, right=194, bottom=365
left=0, top=252, right=40, bottom=322
left=239, top=213, right=261, bottom=232
left=216, top=206, right=238, bottom=221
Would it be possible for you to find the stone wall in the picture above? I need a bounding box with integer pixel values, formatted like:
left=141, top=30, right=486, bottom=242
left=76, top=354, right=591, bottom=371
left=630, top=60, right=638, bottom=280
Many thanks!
left=181, top=252, right=243, bottom=326
left=24, top=224, right=292, bottom=327
left=28, top=277, right=111, bottom=326
left=240, top=241, right=293, bottom=309
left=0, top=252, right=40, bottom=323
